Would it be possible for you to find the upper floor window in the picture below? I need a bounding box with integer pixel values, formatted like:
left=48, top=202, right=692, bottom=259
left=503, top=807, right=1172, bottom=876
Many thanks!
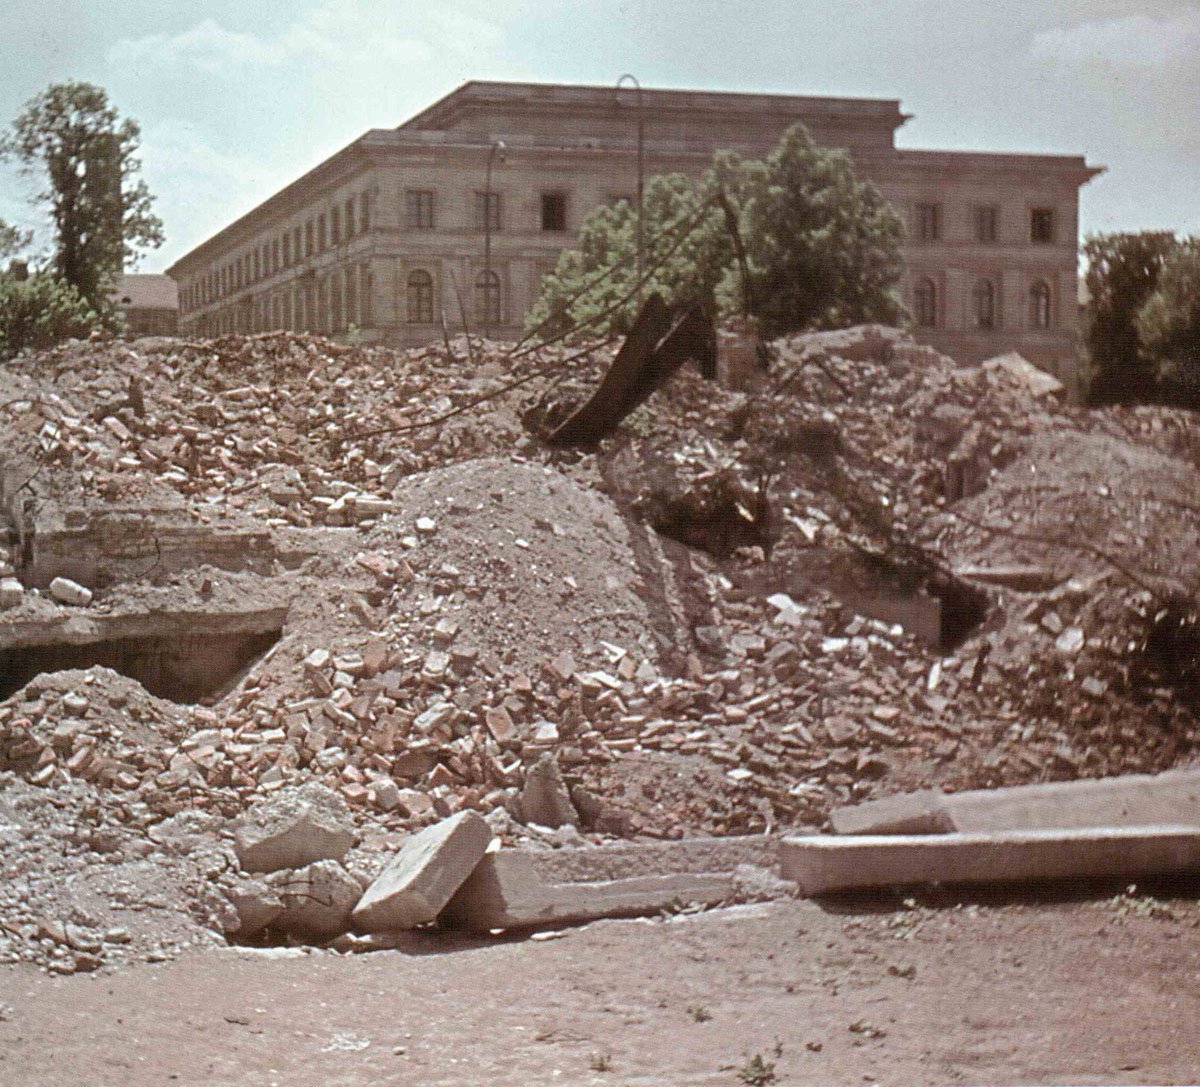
left=407, top=269, right=434, bottom=323
left=972, top=278, right=997, bottom=330
left=282, top=234, right=291, bottom=266
left=541, top=193, right=567, bottom=232
left=915, top=202, right=941, bottom=242
left=1031, top=207, right=1055, bottom=244
left=272, top=239, right=280, bottom=273
left=345, top=197, right=356, bottom=238
left=406, top=190, right=435, bottom=230
left=318, top=214, right=328, bottom=251
left=304, top=221, right=314, bottom=258
left=331, top=207, right=341, bottom=246
left=914, top=277, right=937, bottom=328
left=253, top=249, right=261, bottom=281
left=474, top=191, right=501, bottom=232
left=360, top=191, right=371, bottom=232
left=973, top=205, right=998, bottom=243
left=1029, top=280, right=1052, bottom=329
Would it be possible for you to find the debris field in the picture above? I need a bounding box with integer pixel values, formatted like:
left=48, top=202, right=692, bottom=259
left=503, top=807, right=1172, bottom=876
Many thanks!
left=2, top=323, right=1200, bottom=971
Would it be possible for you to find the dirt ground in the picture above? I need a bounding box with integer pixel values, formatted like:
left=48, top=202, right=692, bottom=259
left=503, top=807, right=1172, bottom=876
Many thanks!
left=2, top=889, right=1199, bottom=1087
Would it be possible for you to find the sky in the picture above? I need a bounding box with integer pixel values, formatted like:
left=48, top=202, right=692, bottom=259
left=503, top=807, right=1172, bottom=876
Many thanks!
left=1, top=0, right=1197, bottom=272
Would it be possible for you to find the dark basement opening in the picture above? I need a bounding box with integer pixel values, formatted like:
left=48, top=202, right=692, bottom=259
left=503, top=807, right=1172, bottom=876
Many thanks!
left=0, top=628, right=282, bottom=704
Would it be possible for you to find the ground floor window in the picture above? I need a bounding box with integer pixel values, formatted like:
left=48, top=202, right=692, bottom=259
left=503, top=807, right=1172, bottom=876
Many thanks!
left=915, top=278, right=937, bottom=327
left=972, top=279, right=997, bottom=330
left=408, top=269, right=434, bottom=323
left=1029, top=279, right=1052, bottom=329
left=475, top=269, right=501, bottom=327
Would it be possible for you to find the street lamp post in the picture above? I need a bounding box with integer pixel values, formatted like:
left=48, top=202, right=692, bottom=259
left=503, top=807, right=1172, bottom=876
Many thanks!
left=615, top=74, right=644, bottom=297
left=483, top=139, right=506, bottom=338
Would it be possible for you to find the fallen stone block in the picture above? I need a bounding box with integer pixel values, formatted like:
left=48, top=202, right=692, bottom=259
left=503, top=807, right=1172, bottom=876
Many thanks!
left=780, top=826, right=1200, bottom=895
left=49, top=576, right=93, bottom=607
left=224, top=878, right=284, bottom=940
left=234, top=782, right=356, bottom=874
left=352, top=810, right=492, bottom=932
left=832, top=770, right=1200, bottom=836
left=269, top=859, right=362, bottom=940
left=440, top=850, right=735, bottom=932
left=0, top=577, right=22, bottom=609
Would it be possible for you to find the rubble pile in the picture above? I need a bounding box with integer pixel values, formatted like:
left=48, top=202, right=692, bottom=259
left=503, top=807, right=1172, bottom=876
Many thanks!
left=2, top=323, right=1200, bottom=969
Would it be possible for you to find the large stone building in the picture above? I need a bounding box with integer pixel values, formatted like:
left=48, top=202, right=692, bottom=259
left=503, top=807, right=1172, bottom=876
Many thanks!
left=168, top=81, right=1102, bottom=380
left=112, top=273, right=179, bottom=336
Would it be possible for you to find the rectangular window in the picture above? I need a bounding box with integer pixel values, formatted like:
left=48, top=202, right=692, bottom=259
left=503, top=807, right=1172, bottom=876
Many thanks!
left=1031, top=207, right=1055, bottom=244
left=541, top=193, right=567, bottom=232
left=345, top=197, right=356, bottom=238
left=254, top=249, right=261, bottom=281
left=974, top=205, right=998, bottom=243
left=305, top=221, right=314, bottom=258
left=915, top=203, right=941, bottom=242
left=406, top=189, right=435, bottom=229
left=331, top=208, right=341, bottom=246
left=474, top=191, right=501, bottom=232
left=272, top=239, right=280, bottom=273
left=282, top=234, right=291, bottom=267
left=318, top=214, right=327, bottom=251
left=360, top=192, right=371, bottom=232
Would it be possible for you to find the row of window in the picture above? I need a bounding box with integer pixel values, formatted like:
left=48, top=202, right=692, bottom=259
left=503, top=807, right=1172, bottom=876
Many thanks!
left=185, top=264, right=375, bottom=336
left=404, top=189, right=567, bottom=233
left=913, top=277, right=1054, bottom=331
left=405, top=269, right=501, bottom=325
left=912, top=203, right=1057, bottom=245
left=183, top=266, right=504, bottom=333
left=181, top=191, right=373, bottom=312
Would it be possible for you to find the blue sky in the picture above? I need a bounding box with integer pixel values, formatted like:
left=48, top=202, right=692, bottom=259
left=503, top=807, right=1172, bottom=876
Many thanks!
left=2, top=0, right=1198, bottom=271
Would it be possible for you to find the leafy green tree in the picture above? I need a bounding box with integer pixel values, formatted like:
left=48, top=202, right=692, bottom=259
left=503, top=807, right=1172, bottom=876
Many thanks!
left=1083, top=230, right=1177, bottom=404
left=0, top=81, right=163, bottom=311
left=0, top=270, right=100, bottom=359
left=525, top=171, right=731, bottom=339
left=0, top=219, right=31, bottom=261
left=732, top=124, right=905, bottom=336
left=1137, top=237, right=1200, bottom=402
left=525, top=124, right=905, bottom=341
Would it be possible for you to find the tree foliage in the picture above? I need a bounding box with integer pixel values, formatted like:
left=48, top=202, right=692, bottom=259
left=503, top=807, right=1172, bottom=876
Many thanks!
left=0, top=270, right=100, bottom=360
left=0, top=219, right=31, bottom=261
left=525, top=124, right=905, bottom=342
left=0, top=81, right=163, bottom=310
left=732, top=125, right=905, bottom=336
left=1137, top=238, right=1200, bottom=401
left=1083, top=230, right=1177, bottom=405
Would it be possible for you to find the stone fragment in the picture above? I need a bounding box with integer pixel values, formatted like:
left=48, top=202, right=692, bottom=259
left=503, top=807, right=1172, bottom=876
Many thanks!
left=233, top=782, right=356, bottom=874
left=269, top=860, right=361, bottom=939
left=519, top=752, right=579, bottom=829
left=49, top=577, right=93, bottom=607
left=351, top=811, right=492, bottom=932
left=0, top=577, right=22, bottom=609
left=225, top=878, right=284, bottom=939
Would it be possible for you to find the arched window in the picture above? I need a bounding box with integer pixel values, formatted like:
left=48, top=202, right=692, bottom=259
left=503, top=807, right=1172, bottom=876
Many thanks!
left=475, top=269, right=501, bottom=327
left=972, top=278, right=997, bottom=330
left=915, top=277, right=937, bottom=328
left=407, top=269, right=434, bottom=323
left=1029, top=280, right=1052, bottom=330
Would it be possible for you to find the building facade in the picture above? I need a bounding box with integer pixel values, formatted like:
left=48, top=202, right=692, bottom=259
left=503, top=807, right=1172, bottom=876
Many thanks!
left=112, top=273, right=179, bottom=336
left=168, top=81, right=1101, bottom=380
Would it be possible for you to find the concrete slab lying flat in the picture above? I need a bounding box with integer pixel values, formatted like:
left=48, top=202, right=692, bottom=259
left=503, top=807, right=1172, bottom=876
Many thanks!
left=831, top=770, right=1200, bottom=836
left=780, top=826, right=1200, bottom=896
left=439, top=851, right=734, bottom=932
left=352, top=811, right=492, bottom=932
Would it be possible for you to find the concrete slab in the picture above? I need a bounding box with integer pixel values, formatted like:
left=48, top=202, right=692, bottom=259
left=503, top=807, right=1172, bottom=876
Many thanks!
left=439, top=851, right=734, bottom=932
left=780, top=826, right=1200, bottom=895
left=831, top=771, right=1200, bottom=836
left=234, top=783, right=356, bottom=874
left=352, top=810, right=492, bottom=932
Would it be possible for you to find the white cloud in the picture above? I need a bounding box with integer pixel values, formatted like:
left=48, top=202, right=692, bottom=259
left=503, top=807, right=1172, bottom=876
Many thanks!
left=1031, top=6, right=1200, bottom=71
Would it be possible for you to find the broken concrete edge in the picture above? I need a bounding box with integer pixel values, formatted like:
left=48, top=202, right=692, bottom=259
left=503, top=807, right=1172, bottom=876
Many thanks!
left=439, top=850, right=737, bottom=933
left=780, top=826, right=1200, bottom=896
left=831, top=769, right=1200, bottom=836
